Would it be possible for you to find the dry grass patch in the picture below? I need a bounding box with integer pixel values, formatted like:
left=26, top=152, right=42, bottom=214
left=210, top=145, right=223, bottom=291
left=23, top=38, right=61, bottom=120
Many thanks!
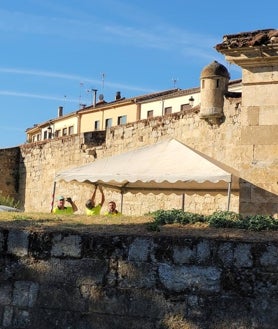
left=0, top=212, right=154, bottom=235
left=0, top=211, right=277, bottom=241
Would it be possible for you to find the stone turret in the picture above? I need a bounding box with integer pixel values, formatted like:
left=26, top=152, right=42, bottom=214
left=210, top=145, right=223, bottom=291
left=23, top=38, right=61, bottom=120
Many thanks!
left=199, top=60, right=230, bottom=120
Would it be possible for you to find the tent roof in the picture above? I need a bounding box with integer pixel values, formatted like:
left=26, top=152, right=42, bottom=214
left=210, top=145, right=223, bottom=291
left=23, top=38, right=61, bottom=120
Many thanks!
left=55, top=139, right=238, bottom=194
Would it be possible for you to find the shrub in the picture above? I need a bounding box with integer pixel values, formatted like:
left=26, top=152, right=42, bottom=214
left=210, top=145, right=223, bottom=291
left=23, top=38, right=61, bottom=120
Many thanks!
left=147, top=209, right=278, bottom=232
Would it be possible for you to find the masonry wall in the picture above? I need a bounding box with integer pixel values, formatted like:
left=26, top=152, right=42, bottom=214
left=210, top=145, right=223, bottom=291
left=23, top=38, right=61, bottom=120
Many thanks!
left=0, top=147, right=20, bottom=200
left=17, top=98, right=242, bottom=216
left=238, top=65, right=278, bottom=216
left=1, top=93, right=277, bottom=216
left=0, top=226, right=277, bottom=329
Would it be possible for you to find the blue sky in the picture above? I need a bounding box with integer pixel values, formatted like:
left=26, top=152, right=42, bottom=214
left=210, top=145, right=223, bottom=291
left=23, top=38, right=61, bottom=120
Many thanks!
left=0, top=0, right=277, bottom=148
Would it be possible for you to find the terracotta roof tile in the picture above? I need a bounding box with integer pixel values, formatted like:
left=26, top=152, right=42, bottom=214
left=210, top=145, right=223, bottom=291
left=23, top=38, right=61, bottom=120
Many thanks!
left=215, top=29, right=278, bottom=51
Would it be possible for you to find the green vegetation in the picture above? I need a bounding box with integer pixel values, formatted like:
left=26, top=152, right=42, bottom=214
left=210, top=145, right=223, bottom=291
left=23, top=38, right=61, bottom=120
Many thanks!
left=148, top=209, right=278, bottom=232
left=0, top=193, right=20, bottom=209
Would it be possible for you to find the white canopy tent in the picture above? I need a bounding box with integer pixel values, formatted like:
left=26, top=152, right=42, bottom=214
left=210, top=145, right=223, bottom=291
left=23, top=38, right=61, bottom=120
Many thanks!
left=55, top=139, right=238, bottom=212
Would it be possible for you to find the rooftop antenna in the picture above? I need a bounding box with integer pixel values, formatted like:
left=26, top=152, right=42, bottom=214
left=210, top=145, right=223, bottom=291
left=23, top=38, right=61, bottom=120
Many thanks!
left=101, top=73, right=105, bottom=92
left=172, top=77, right=178, bottom=88
left=79, top=82, right=84, bottom=108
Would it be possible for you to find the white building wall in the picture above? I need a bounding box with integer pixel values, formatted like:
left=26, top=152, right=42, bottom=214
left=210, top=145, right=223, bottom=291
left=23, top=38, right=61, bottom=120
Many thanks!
left=140, top=92, right=201, bottom=119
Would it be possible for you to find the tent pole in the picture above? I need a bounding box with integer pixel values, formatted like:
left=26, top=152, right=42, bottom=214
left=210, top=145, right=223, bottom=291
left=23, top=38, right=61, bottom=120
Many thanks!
left=227, top=181, right=232, bottom=211
left=50, top=181, right=56, bottom=213
left=120, top=191, right=124, bottom=214
left=182, top=193, right=185, bottom=211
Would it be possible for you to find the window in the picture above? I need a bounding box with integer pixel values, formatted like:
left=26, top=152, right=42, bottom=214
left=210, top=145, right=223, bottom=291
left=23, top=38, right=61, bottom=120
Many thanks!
left=147, top=110, right=154, bottom=118
left=62, top=128, right=67, bottom=136
left=216, top=79, right=219, bottom=88
left=202, top=80, right=205, bottom=89
left=36, top=134, right=41, bottom=141
left=94, top=120, right=100, bottom=130
left=68, top=126, right=74, bottom=135
left=117, top=115, right=127, bottom=125
left=55, top=130, right=61, bottom=138
left=180, top=104, right=190, bottom=111
left=105, top=118, right=112, bottom=128
left=164, top=107, right=172, bottom=115
left=43, top=131, right=47, bottom=140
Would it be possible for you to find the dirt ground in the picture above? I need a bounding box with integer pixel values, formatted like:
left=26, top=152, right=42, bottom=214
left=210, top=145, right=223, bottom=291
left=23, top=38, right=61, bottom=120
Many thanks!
left=0, top=212, right=277, bottom=242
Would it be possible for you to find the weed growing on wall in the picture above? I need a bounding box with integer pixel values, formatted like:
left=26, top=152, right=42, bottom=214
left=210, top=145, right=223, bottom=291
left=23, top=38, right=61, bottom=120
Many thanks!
left=0, top=193, right=20, bottom=208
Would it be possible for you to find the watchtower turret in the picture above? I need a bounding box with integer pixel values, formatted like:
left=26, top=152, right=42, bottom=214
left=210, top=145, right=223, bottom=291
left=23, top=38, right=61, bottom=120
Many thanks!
left=199, top=60, right=230, bottom=120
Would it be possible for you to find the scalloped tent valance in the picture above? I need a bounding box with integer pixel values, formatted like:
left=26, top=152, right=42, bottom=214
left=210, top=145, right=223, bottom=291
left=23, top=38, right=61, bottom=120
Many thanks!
left=55, top=139, right=238, bottom=211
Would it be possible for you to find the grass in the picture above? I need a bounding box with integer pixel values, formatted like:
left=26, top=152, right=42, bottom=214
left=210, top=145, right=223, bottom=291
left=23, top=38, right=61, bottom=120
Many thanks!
left=0, top=212, right=154, bottom=234
left=0, top=211, right=278, bottom=242
left=0, top=194, right=21, bottom=208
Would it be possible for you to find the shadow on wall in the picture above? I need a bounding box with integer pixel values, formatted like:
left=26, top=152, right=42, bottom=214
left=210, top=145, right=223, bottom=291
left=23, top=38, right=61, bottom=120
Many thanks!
left=0, top=225, right=277, bottom=328
left=239, top=179, right=278, bottom=217
left=0, top=147, right=21, bottom=201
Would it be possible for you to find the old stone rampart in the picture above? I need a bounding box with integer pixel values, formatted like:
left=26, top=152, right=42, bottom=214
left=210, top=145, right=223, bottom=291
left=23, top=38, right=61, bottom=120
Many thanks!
left=0, top=226, right=277, bottom=328
left=18, top=100, right=242, bottom=215
left=1, top=95, right=278, bottom=216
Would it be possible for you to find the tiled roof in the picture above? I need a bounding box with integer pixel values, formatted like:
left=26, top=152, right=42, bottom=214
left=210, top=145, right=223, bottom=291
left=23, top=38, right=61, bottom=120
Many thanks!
left=77, top=89, right=181, bottom=112
left=215, top=29, right=278, bottom=51
left=137, top=87, right=200, bottom=103
left=133, top=88, right=180, bottom=101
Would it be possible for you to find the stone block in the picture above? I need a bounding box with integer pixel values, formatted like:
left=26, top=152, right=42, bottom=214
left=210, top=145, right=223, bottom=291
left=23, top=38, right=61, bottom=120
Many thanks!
left=173, top=245, right=195, bottom=264
left=2, top=306, right=13, bottom=327
left=158, top=263, right=221, bottom=293
left=259, top=106, right=278, bottom=125
left=12, top=258, right=108, bottom=286
left=217, top=242, right=234, bottom=266
left=37, top=283, right=87, bottom=312
left=12, top=281, right=39, bottom=308
left=233, top=244, right=253, bottom=268
left=12, top=309, right=30, bottom=328
left=241, top=126, right=278, bottom=145
left=260, top=245, right=278, bottom=268
left=51, top=233, right=81, bottom=258
left=245, top=106, right=260, bottom=126
left=196, top=240, right=211, bottom=264
left=88, top=287, right=167, bottom=319
left=0, top=284, right=12, bottom=305
left=7, top=230, right=29, bottom=257
left=128, top=238, right=153, bottom=262
left=118, top=261, right=157, bottom=288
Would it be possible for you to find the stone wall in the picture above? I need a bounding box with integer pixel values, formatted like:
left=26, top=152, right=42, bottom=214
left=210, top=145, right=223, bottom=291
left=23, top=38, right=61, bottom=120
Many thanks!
left=0, top=226, right=277, bottom=329
left=0, top=147, right=20, bottom=201
left=18, top=99, right=241, bottom=215
left=1, top=93, right=277, bottom=216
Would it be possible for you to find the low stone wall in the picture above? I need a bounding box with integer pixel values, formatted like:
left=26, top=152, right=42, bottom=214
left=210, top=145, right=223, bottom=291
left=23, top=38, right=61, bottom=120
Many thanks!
left=0, top=226, right=277, bottom=329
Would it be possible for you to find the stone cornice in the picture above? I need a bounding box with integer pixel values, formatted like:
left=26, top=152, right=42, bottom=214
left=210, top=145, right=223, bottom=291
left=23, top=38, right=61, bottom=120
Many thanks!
left=215, top=29, right=278, bottom=68
left=217, top=44, right=278, bottom=67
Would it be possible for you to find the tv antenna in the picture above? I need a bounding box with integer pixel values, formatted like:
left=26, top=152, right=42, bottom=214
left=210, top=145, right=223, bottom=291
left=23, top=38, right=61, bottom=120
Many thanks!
left=172, top=77, right=178, bottom=88
left=101, top=73, right=105, bottom=92
left=79, top=82, right=84, bottom=106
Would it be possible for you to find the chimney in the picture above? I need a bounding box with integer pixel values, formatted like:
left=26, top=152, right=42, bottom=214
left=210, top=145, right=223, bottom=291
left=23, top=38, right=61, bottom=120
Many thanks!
left=58, top=106, right=63, bottom=117
left=115, top=91, right=121, bottom=100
